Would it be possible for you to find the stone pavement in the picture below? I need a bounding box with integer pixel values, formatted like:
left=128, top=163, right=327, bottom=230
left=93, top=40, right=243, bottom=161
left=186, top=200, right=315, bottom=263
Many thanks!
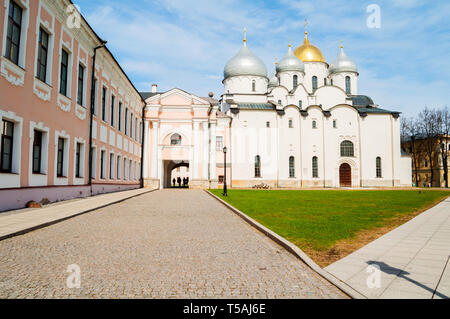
left=0, top=189, right=347, bottom=299
left=0, top=188, right=152, bottom=240
left=325, top=197, right=450, bottom=299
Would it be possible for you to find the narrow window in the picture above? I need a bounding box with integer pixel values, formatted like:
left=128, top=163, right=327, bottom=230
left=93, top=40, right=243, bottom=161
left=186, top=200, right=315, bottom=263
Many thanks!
left=5, top=1, right=23, bottom=65
left=324, top=78, right=327, bottom=86
left=345, top=76, right=351, bottom=94
left=77, top=64, right=85, bottom=105
left=216, top=136, right=223, bottom=151
left=266, top=121, right=270, bottom=128
left=57, top=138, right=65, bottom=177
left=37, top=27, right=49, bottom=83
left=118, top=102, right=122, bottom=131
left=255, top=155, right=261, bottom=178
left=91, top=78, right=97, bottom=115
left=312, top=120, right=317, bottom=129
left=117, top=156, right=121, bottom=179
left=312, top=76, right=318, bottom=92
left=101, top=87, right=107, bottom=121
left=0, top=120, right=14, bottom=173
left=91, top=147, right=97, bottom=179
left=278, top=100, right=282, bottom=105
left=171, top=134, right=182, bottom=145
left=135, top=118, right=138, bottom=141
left=75, top=142, right=82, bottom=178
left=293, top=75, right=298, bottom=88
left=340, top=140, right=354, bottom=157
left=60, top=49, right=69, bottom=96
left=289, top=156, right=295, bottom=178
left=289, top=119, right=293, bottom=128
left=129, top=161, right=132, bottom=181
left=252, top=80, right=256, bottom=92
left=110, top=95, right=115, bottom=127
left=219, top=176, right=224, bottom=184
left=376, top=157, right=382, bottom=178
left=299, top=100, right=302, bottom=109
left=100, top=151, right=106, bottom=179
left=125, top=108, right=129, bottom=135
left=123, top=159, right=127, bottom=180
left=109, top=153, right=114, bottom=180
left=32, top=130, right=42, bottom=174
left=130, top=113, right=134, bottom=138
left=312, top=156, right=318, bottom=178
left=333, top=119, right=337, bottom=128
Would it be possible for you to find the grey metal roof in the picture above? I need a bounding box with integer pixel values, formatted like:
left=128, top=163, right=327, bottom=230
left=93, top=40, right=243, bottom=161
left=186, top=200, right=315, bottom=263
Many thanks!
left=238, top=103, right=275, bottom=110
left=354, top=106, right=400, bottom=115
left=351, top=95, right=374, bottom=107
left=140, top=92, right=161, bottom=100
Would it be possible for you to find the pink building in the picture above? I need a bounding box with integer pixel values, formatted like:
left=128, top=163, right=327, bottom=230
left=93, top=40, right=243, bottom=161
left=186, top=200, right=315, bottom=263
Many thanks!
left=0, top=0, right=144, bottom=211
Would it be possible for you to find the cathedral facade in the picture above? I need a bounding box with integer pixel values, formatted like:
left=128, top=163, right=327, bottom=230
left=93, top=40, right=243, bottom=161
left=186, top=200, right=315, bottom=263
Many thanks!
left=141, top=31, right=412, bottom=189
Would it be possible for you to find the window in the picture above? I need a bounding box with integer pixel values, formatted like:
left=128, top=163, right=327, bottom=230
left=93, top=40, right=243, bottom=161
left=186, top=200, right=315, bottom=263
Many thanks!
left=266, top=121, right=270, bottom=128
left=75, top=142, right=82, bottom=178
left=312, top=156, right=318, bottom=178
left=340, top=140, right=354, bottom=157
left=59, top=49, right=69, bottom=95
left=1, top=120, right=14, bottom=172
left=109, top=153, right=114, bottom=179
left=289, top=119, right=293, bottom=128
left=376, top=157, right=382, bottom=178
left=333, top=120, right=337, bottom=128
left=216, top=136, right=223, bottom=151
left=123, top=159, right=127, bottom=180
left=324, top=78, right=327, bottom=86
left=91, top=147, right=97, bottom=179
left=345, top=76, right=351, bottom=94
left=130, top=113, right=134, bottom=138
left=312, top=120, right=317, bottom=129
left=252, top=80, right=256, bottom=92
left=135, top=118, right=138, bottom=141
left=110, top=95, right=115, bottom=127
left=278, top=100, right=282, bottom=105
left=117, top=156, right=121, bottom=179
left=129, top=161, right=132, bottom=181
left=100, top=150, right=106, bottom=179
left=171, top=134, right=182, bottom=145
left=57, top=138, right=65, bottom=177
left=5, top=1, right=23, bottom=65
left=32, top=130, right=42, bottom=174
left=36, top=27, right=49, bottom=82
left=289, top=156, right=295, bottom=178
left=255, top=155, right=261, bottom=178
left=293, top=75, right=298, bottom=88
left=118, top=102, right=122, bottom=131
left=91, top=78, right=97, bottom=115
left=312, top=76, right=318, bottom=92
left=101, top=87, right=107, bottom=121
left=125, top=108, right=129, bottom=135
left=77, top=64, right=85, bottom=105
left=219, top=175, right=224, bottom=184
left=299, top=100, right=302, bottom=109
left=424, top=160, right=428, bottom=168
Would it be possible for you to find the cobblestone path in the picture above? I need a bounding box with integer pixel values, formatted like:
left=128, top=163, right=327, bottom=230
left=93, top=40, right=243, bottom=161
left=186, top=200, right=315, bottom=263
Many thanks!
left=0, top=190, right=347, bottom=299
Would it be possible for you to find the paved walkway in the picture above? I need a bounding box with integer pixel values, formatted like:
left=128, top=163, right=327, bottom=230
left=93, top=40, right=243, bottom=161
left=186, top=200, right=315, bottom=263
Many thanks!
left=0, top=188, right=151, bottom=240
left=0, top=190, right=346, bottom=299
left=325, top=197, right=450, bottom=299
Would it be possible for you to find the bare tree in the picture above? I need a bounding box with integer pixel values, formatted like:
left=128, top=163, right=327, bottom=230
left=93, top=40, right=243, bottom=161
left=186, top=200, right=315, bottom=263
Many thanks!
left=437, top=107, right=450, bottom=188
left=419, top=108, right=439, bottom=187
left=401, top=116, right=420, bottom=186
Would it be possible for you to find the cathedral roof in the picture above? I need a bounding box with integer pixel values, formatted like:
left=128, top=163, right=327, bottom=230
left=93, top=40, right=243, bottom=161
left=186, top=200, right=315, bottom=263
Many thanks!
left=294, top=32, right=326, bottom=63
left=277, top=44, right=305, bottom=73
left=329, top=44, right=358, bottom=74
left=224, top=31, right=267, bottom=80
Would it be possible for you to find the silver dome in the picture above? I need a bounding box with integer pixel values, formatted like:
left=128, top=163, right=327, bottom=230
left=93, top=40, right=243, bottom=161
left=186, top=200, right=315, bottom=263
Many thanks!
left=276, top=45, right=305, bottom=73
left=329, top=47, right=358, bottom=74
left=224, top=42, right=268, bottom=79
left=268, top=72, right=278, bottom=87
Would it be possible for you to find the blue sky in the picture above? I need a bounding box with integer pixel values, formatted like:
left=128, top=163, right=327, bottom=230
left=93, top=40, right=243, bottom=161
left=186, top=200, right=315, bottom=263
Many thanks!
left=73, top=0, right=450, bottom=117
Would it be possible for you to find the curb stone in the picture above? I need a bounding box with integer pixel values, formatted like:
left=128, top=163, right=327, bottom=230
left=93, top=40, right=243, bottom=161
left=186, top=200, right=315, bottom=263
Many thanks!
left=205, top=190, right=367, bottom=299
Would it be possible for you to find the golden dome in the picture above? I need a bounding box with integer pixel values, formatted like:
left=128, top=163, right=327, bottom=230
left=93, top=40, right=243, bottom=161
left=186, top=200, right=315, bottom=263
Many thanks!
left=294, top=32, right=327, bottom=63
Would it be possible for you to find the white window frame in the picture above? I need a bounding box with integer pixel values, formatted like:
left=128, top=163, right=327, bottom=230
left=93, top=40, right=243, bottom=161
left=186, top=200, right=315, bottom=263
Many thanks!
left=54, top=130, right=70, bottom=185
left=91, top=145, right=97, bottom=180
left=0, top=110, right=23, bottom=189
left=34, top=7, right=54, bottom=87
left=109, top=151, right=115, bottom=180
left=99, top=148, right=106, bottom=180
left=73, top=137, right=86, bottom=184
left=76, top=45, right=89, bottom=108
left=117, top=154, right=121, bottom=180
left=58, top=26, right=74, bottom=99
left=29, top=121, right=49, bottom=187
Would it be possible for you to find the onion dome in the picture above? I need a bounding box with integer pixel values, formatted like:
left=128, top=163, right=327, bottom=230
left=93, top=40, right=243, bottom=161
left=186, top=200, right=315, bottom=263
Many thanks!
left=224, top=29, right=268, bottom=79
left=294, top=31, right=326, bottom=63
left=276, top=43, right=305, bottom=73
left=268, top=60, right=279, bottom=88
left=329, top=42, right=358, bottom=74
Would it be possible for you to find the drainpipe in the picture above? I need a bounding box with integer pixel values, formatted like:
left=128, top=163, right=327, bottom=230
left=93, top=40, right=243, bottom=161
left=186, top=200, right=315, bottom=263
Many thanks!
left=140, top=103, right=146, bottom=188
left=88, top=40, right=107, bottom=195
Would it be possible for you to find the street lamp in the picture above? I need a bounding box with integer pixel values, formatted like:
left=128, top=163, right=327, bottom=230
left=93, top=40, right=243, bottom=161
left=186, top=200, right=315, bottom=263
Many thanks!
left=223, top=146, right=228, bottom=196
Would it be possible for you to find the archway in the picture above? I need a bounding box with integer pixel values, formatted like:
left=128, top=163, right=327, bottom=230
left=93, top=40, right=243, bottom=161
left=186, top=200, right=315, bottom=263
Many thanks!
left=339, top=163, right=352, bottom=187
left=163, top=160, right=190, bottom=188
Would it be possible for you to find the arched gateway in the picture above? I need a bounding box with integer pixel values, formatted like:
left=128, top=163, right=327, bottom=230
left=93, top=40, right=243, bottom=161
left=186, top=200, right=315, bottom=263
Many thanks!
left=141, top=88, right=231, bottom=190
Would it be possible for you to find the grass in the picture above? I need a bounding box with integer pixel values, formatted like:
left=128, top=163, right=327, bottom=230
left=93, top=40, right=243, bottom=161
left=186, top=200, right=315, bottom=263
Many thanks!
left=210, top=189, right=450, bottom=266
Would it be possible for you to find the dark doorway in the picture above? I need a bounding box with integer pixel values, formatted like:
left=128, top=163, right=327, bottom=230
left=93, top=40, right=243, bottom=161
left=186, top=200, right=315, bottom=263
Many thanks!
left=339, top=163, right=352, bottom=187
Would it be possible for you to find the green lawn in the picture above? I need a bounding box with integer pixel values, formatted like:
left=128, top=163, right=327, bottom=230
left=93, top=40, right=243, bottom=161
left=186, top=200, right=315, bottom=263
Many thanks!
left=210, top=189, right=449, bottom=255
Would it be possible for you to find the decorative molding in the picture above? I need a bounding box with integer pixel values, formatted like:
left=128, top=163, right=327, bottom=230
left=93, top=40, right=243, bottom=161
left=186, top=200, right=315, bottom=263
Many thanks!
left=0, top=57, right=25, bottom=86
left=33, top=78, right=52, bottom=101
left=75, top=104, right=87, bottom=120
left=57, top=94, right=71, bottom=112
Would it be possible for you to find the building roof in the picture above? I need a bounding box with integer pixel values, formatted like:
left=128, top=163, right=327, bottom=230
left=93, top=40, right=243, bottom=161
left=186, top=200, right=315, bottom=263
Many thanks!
left=350, top=95, right=375, bottom=107
left=238, top=103, right=275, bottom=110
left=139, top=92, right=161, bottom=100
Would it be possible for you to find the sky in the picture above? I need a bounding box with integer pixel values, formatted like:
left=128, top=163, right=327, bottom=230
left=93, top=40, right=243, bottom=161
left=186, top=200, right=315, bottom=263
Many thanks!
left=72, top=0, right=450, bottom=117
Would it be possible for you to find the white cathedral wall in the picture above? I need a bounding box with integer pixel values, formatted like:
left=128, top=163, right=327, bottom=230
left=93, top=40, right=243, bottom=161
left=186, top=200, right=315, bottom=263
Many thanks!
left=269, top=87, right=290, bottom=106
left=315, top=86, right=348, bottom=110
left=223, top=76, right=268, bottom=95
left=303, top=62, right=329, bottom=93
left=289, top=85, right=309, bottom=108
left=231, top=94, right=268, bottom=104
left=330, top=72, right=358, bottom=95
left=278, top=71, right=304, bottom=92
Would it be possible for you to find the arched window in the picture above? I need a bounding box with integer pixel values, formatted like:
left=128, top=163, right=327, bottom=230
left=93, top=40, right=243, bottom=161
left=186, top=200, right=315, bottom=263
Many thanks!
left=252, top=80, right=256, bottom=92
left=255, top=155, right=261, bottom=178
left=293, top=75, right=298, bottom=88
left=376, top=157, right=382, bottom=178
left=312, top=76, right=318, bottom=92
left=333, top=119, right=337, bottom=128
left=312, top=120, right=317, bottom=129
left=298, top=100, right=303, bottom=109
left=312, top=156, right=318, bottom=178
left=345, top=76, right=351, bottom=94
left=171, top=133, right=182, bottom=145
left=340, top=140, right=354, bottom=157
left=288, top=119, right=293, bottom=128
left=289, top=156, right=295, bottom=178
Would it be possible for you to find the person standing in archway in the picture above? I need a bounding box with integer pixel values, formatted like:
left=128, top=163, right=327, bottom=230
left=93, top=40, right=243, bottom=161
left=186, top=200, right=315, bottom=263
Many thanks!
left=177, top=177, right=182, bottom=188
left=172, top=178, right=176, bottom=188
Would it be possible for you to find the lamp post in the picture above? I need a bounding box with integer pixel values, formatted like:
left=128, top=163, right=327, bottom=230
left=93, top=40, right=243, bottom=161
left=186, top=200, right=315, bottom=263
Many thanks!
left=223, top=146, right=228, bottom=196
